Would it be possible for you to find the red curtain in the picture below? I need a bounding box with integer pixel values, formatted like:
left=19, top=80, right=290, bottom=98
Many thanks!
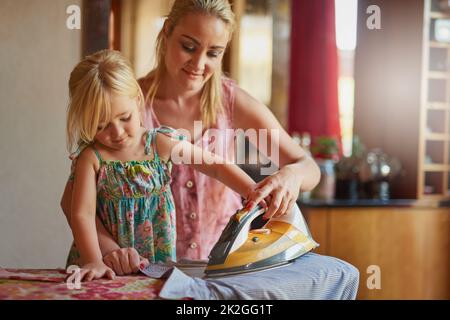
left=288, top=0, right=341, bottom=147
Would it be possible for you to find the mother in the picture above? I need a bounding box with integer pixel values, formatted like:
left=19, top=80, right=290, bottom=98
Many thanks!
left=61, top=0, right=320, bottom=274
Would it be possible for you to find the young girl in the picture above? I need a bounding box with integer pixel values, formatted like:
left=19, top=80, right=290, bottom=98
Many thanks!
left=66, top=49, right=257, bottom=281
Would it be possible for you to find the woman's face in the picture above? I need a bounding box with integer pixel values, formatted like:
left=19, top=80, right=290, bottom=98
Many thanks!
left=164, top=13, right=230, bottom=92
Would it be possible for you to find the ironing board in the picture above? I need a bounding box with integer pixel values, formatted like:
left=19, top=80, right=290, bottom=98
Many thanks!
left=0, top=268, right=164, bottom=300
left=0, top=253, right=358, bottom=300
left=159, top=253, right=360, bottom=300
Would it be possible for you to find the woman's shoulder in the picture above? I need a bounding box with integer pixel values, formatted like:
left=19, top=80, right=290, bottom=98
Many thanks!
left=220, top=76, right=238, bottom=117
left=221, top=76, right=237, bottom=95
left=221, top=76, right=236, bottom=86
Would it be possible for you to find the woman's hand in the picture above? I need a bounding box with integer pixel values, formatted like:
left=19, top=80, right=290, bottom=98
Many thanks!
left=246, top=165, right=302, bottom=220
left=79, top=261, right=116, bottom=282
left=103, top=247, right=150, bottom=276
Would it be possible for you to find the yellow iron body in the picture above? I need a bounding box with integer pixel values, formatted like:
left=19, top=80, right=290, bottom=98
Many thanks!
left=205, top=204, right=319, bottom=277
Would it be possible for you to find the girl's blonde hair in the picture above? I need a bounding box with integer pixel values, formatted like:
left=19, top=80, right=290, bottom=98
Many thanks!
left=146, top=0, right=235, bottom=128
left=67, top=49, right=144, bottom=152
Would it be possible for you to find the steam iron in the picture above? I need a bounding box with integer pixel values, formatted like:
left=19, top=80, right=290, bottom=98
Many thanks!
left=205, top=203, right=319, bottom=277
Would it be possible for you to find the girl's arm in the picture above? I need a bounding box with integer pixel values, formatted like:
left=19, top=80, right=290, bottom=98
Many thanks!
left=61, top=184, right=121, bottom=256
left=60, top=181, right=73, bottom=225
left=70, top=149, right=115, bottom=281
left=156, top=134, right=256, bottom=201
left=232, top=86, right=321, bottom=219
left=61, top=177, right=148, bottom=274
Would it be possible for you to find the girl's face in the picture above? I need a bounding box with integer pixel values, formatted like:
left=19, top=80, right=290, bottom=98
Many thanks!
left=164, top=13, right=230, bottom=92
left=94, top=94, right=142, bottom=150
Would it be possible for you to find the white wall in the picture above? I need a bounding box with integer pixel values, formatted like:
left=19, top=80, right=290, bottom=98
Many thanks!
left=0, top=0, right=81, bottom=268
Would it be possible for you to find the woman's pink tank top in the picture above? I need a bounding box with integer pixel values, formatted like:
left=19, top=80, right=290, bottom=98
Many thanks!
left=139, top=77, right=242, bottom=260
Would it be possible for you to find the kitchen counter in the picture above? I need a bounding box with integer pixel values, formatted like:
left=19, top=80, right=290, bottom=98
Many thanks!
left=298, top=198, right=450, bottom=208
left=299, top=202, right=450, bottom=299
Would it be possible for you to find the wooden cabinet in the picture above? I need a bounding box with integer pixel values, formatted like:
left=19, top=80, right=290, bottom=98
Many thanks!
left=354, top=0, right=450, bottom=200
left=303, top=205, right=450, bottom=299
left=419, top=0, right=450, bottom=199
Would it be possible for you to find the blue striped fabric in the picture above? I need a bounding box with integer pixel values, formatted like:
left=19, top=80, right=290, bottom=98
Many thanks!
left=159, top=253, right=359, bottom=300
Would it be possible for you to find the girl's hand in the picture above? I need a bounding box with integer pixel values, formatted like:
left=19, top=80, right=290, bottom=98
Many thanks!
left=246, top=166, right=302, bottom=220
left=80, top=261, right=116, bottom=282
left=103, top=247, right=150, bottom=275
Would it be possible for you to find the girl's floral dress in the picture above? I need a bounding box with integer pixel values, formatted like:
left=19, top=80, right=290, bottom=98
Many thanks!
left=66, top=127, right=185, bottom=266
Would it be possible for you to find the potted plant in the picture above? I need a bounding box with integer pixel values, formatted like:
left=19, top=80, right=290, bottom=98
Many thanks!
left=311, top=136, right=340, bottom=162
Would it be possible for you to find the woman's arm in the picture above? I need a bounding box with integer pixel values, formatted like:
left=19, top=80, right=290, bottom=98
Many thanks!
left=232, top=86, right=321, bottom=218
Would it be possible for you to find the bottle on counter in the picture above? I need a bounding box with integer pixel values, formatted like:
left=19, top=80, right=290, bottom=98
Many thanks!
left=299, top=132, right=312, bottom=201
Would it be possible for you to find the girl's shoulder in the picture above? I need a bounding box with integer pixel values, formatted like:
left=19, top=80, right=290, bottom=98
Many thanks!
left=146, top=126, right=185, bottom=164
left=70, top=144, right=101, bottom=175
left=70, top=144, right=96, bottom=162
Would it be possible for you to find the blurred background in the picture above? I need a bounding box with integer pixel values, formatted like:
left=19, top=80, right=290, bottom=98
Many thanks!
left=0, top=0, right=448, bottom=299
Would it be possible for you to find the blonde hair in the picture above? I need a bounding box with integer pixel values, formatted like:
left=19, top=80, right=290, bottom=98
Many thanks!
left=66, top=49, right=144, bottom=152
left=146, top=0, right=235, bottom=128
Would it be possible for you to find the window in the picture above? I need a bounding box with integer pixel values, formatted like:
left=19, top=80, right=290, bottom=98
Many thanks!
left=335, top=0, right=358, bottom=156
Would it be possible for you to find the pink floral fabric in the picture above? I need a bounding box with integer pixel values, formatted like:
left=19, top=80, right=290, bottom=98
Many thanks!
left=0, top=268, right=163, bottom=300
left=139, top=77, right=243, bottom=260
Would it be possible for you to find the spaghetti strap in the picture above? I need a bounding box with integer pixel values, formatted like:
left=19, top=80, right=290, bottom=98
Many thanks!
left=151, top=129, right=161, bottom=163
left=90, top=145, right=103, bottom=164
left=144, top=130, right=151, bottom=156
left=155, top=126, right=187, bottom=141
left=143, top=129, right=161, bottom=162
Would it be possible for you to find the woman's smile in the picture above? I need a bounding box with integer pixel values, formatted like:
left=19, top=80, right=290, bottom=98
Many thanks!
left=182, top=68, right=204, bottom=79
